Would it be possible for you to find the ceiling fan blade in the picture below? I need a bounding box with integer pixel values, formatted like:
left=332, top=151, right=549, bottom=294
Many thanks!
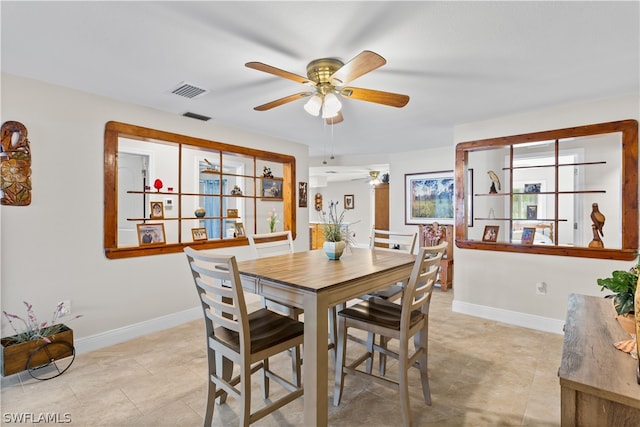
left=245, top=62, right=314, bottom=86
left=254, top=92, right=313, bottom=111
left=326, top=110, right=344, bottom=125
left=330, top=50, right=386, bottom=86
left=340, top=87, right=409, bottom=108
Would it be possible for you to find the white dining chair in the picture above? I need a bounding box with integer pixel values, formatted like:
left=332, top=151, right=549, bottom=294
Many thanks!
left=247, top=231, right=339, bottom=373
left=184, top=247, right=304, bottom=426
left=333, top=246, right=443, bottom=427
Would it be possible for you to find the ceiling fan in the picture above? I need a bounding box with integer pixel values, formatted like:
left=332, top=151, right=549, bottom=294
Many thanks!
left=245, top=50, right=410, bottom=125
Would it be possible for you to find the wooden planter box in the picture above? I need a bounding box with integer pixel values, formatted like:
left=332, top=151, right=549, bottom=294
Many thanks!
left=1, top=325, right=73, bottom=376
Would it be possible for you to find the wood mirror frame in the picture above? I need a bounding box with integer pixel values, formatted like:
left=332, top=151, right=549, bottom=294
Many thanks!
left=455, top=119, right=638, bottom=260
left=104, top=121, right=296, bottom=259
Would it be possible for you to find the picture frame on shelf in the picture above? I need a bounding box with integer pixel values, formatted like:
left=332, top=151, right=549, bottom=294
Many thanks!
left=526, top=205, right=538, bottom=220
left=404, top=170, right=454, bottom=225
left=299, top=182, right=308, bottom=208
left=344, top=194, right=354, bottom=209
left=226, top=208, right=238, bottom=218
left=482, top=225, right=499, bottom=242
left=137, top=223, right=166, bottom=246
left=150, top=201, right=164, bottom=219
left=524, top=183, right=541, bottom=193
left=191, top=227, right=208, bottom=241
left=261, top=177, right=283, bottom=200
left=234, top=222, right=246, bottom=237
left=521, top=227, right=536, bottom=245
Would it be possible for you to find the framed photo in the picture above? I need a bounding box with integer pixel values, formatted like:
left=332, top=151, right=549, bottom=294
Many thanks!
left=226, top=208, right=238, bottom=218
left=137, top=223, right=166, bottom=246
left=344, top=194, right=354, bottom=209
left=150, top=201, right=164, bottom=219
left=405, top=170, right=454, bottom=225
left=261, top=177, right=283, bottom=200
left=482, top=225, right=499, bottom=242
left=234, top=222, right=245, bottom=237
left=521, top=227, right=536, bottom=245
left=191, top=227, right=208, bottom=241
left=526, top=205, right=538, bottom=220
left=299, top=182, right=308, bottom=208
left=524, top=183, right=541, bottom=193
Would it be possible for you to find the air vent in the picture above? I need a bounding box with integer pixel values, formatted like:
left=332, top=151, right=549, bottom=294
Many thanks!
left=170, top=82, right=209, bottom=99
left=183, top=112, right=212, bottom=121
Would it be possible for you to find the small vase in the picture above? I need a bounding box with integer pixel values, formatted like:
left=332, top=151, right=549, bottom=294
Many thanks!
left=194, top=207, right=206, bottom=218
left=323, top=240, right=346, bottom=260
left=270, top=224, right=275, bottom=233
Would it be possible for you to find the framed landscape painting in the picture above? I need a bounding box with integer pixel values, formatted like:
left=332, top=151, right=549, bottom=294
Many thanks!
left=405, top=170, right=454, bottom=224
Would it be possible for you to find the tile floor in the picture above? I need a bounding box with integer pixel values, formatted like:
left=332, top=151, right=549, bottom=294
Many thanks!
left=1, top=291, right=564, bottom=426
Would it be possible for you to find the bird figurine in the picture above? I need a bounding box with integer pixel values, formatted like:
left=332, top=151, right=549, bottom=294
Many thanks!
left=487, top=170, right=501, bottom=194
left=589, top=202, right=605, bottom=248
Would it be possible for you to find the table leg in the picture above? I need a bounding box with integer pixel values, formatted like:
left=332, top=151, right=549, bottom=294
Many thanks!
left=303, top=292, right=329, bottom=426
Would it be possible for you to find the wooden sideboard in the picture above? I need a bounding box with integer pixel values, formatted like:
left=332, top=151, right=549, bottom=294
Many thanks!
left=419, top=224, right=454, bottom=291
left=558, top=294, right=640, bottom=426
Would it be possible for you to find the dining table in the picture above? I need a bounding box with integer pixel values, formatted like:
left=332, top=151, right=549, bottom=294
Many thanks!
left=235, top=247, right=416, bottom=426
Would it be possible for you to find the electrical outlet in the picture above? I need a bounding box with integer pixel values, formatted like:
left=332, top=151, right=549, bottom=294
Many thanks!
left=535, top=282, right=547, bottom=296
left=58, top=300, right=71, bottom=317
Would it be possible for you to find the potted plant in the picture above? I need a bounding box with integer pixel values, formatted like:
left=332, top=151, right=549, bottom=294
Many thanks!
left=1, top=301, right=79, bottom=378
left=321, top=200, right=347, bottom=260
left=597, top=256, right=638, bottom=335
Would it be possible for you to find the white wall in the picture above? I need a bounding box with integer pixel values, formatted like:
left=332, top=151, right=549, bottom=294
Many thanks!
left=310, top=179, right=373, bottom=247
left=452, top=95, right=639, bottom=333
left=0, top=73, right=309, bottom=351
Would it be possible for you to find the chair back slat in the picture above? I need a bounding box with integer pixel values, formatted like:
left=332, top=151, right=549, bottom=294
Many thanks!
left=205, top=305, right=240, bottom=332
left=248, top=231, right=294, bottom=258
left=184, top=247, right=249, bottom=351
left=370, top=229, right=417, bottom=254
left=401, top=246, right=444, bottom=328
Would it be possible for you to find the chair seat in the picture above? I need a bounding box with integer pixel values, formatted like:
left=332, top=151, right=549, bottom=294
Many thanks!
left=213, top=308, right=304, bottom=354
left=338, top=299, right=423, bottom=331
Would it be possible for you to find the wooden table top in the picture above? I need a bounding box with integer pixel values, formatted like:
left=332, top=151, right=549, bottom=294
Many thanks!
left=236, top=248, right=416, bottom=293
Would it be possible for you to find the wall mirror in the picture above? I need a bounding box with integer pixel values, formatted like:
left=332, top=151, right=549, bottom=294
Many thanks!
left=455, top=120, right=638, bottom=260
left=104, top=121, right=296, bottom=259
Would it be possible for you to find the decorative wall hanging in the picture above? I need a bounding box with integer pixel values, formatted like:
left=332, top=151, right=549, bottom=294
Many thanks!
left=315, top=193, right=323, bottom=211
left=299, top=182, right=308, bottom=208
left=344, top=194, right=354, bottom=209
left=1, top=121, right=32, bottom=206
left=404, top=170, right=454, bottom=225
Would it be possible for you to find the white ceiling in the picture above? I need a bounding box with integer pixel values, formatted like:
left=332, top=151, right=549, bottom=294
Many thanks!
left=1, top=1, right=638, bottom=179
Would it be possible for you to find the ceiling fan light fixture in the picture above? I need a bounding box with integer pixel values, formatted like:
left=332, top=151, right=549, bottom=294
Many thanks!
left=321, top=92, right=342, bottom=118
left=304, top=94, right=322, bottom=116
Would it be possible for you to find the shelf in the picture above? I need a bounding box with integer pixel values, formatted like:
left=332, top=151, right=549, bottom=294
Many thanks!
left=502, top=160, right=606, bottom=170
left=455, top=119, right=638, bottom=259
left=127, top=190, right=257, bottom=198
left=474, top=190, right=606, bottom=197
left=474, top=217, right=568, bottom=222
left=127, top=216, right=242, bottom=221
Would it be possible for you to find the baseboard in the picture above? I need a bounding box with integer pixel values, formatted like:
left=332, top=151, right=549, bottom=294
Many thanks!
left=74, top=306, right=201, bottom=354
left=451, top=299, right=564, bottom=335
